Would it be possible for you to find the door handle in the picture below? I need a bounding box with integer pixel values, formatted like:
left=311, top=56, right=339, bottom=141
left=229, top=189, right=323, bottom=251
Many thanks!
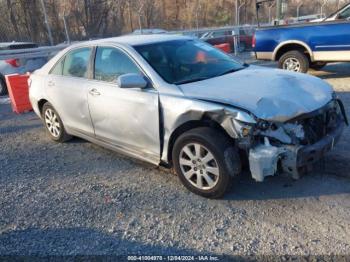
left=89, top=88, right=100, bottom=96
left=48, top=81, right=55, bottom=87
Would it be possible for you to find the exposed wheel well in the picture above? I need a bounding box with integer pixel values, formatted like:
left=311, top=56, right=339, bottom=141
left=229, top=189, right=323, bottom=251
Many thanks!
left=166, top=120, right=234, bottom=165
left=275, top=43, right=311, bottom=62
left=38, top=99, right=48, bottom=115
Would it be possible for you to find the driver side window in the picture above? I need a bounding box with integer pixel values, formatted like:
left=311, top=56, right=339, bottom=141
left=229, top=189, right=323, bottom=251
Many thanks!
left=94, top=47, right=141, bottom=82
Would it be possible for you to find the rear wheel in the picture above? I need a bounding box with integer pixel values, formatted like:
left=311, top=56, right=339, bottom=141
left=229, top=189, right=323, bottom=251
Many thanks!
left=278, top=50, right=309, bottom=73
left=310, top=62, right=327, bottom=70
left=0, top=78, right=8, bottom=96
left=172, top=127, right=241, bottom=198
left=42, top=103, right=72, bottom=143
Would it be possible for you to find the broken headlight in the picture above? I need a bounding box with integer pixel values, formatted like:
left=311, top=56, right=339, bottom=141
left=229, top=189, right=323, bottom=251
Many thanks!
left=256, top=120, right=271, bottom=131
left=231, top=118, right=255, bottom=137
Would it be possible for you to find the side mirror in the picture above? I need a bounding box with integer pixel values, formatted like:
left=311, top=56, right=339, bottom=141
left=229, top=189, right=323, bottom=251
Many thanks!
left=117, top=73, right=147, bottom=89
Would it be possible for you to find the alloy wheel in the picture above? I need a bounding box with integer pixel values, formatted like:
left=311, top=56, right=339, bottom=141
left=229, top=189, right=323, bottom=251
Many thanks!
left=44, top=108, right=61, bottom=138
left=283, top=57, right=301, bottom=72
left=179, top=143, right=219, bottom=190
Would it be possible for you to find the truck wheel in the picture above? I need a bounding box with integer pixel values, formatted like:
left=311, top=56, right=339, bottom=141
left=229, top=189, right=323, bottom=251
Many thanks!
left=42, top=102, right=72, bottom=143
left=278, top=50, right=309, bottom=73
left=172, top=127, right=241, bottom=198
left=310, top=62, right=327, bottom=71
left=0, top=78, right=8, bottom=96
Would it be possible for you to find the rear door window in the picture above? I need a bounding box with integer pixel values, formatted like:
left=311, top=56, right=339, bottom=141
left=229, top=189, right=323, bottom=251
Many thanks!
left=50, top=59, right=64, bottom=75
left=62, top=48, right=92, bottom=78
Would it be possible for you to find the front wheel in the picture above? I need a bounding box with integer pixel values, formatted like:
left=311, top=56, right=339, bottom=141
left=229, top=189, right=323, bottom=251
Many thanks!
left=278, top=50, right=309, bottom=73
left=172, top=127, right=241, bottom=198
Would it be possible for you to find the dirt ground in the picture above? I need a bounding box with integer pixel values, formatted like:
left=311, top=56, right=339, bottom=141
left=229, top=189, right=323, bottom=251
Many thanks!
left=0, top=62, right=349, bottom=260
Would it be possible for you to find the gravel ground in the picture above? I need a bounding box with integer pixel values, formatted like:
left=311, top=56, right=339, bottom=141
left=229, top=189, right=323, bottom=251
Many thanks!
left=0, top=62, right=350, bottom=260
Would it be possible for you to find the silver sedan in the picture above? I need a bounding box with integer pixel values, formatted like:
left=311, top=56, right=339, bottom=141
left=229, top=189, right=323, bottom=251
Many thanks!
left=29, top=35, right=347, bottom=198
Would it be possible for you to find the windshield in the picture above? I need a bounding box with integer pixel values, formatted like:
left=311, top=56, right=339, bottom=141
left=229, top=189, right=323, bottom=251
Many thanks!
left=337, top=5, right=350, bottom=19
left=133, top=39, right=246, bottom=85
left=325, top=3, right=350, bottom=20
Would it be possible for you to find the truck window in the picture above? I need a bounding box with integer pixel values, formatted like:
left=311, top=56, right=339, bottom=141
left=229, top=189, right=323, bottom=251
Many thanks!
left=337, top=7, right=350, bottom=20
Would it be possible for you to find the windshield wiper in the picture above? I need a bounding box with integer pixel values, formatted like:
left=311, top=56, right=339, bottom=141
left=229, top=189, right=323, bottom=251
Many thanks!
left=174, top=77, right=211, bottom=85
left=216, top=67, right=245, bottom=77
left=175, top=66, right=247, bottom=85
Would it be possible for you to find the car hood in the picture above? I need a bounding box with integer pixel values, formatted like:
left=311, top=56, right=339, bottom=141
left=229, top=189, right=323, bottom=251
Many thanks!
left=178, top=66, right=333, bottom=122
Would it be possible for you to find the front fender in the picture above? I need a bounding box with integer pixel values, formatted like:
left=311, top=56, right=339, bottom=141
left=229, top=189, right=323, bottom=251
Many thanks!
left=160, top=95, right=255, bottom=163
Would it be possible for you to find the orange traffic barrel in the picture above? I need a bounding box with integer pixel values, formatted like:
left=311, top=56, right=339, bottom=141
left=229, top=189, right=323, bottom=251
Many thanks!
left=5, top=73, right=32, bottom=114
left=214, top=43, right=231, bottom=53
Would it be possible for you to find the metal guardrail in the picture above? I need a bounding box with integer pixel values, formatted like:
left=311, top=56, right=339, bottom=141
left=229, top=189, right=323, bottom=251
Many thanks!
left=173, top=25, right=256, bottom=37
left=0, top=25, right=255, bottom=61
left=0, top=44, right=69, bottom=60
left=173, top=25, right=256, bottom=55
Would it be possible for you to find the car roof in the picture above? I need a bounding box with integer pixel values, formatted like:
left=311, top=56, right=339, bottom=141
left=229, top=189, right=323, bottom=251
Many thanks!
left=75, top=34, right=193, bottom=47
left=0, top=42, right=36, bottom=47
left=0, top=42, right=38, bottom=50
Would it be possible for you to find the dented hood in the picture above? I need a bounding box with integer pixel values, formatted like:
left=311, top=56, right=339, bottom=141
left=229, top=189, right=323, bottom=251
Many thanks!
left=178, top=66, right=333, bottom=122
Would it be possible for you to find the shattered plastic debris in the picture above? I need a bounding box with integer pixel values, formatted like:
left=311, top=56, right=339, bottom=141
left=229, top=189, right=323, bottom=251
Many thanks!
left=283, top=123, right=305, bottom=140
left=249, top=137, right=285, bottom=182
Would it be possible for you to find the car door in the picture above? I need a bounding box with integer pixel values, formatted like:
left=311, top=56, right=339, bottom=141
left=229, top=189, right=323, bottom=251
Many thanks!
left=86, top=46, right=160, bottom=162
left=45, top=47, right=94, bottom=136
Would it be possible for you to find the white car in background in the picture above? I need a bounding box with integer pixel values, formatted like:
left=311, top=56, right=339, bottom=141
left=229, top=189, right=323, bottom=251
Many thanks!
left=0, top=42, right=47, bottom=95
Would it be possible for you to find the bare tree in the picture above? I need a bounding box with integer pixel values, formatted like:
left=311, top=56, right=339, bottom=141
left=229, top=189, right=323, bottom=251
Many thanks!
left=0, top=0, right=349, bottom=44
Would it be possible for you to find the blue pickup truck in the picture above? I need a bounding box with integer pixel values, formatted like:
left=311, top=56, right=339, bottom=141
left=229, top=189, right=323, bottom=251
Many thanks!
left=253, top=20, right=350, bottom=73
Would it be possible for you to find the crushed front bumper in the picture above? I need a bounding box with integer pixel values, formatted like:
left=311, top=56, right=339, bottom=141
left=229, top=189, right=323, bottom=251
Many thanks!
left=281, top=121, right=345, bottom=179
left=249, top=120, right=346, bottom=182
left=249, top=99, right=347, bottom=181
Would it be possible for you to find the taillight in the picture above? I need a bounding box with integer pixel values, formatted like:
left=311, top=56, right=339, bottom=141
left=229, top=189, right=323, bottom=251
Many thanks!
left=252, top=34, right=256, bottom=49
left=5, top=59, right=20, bottom=67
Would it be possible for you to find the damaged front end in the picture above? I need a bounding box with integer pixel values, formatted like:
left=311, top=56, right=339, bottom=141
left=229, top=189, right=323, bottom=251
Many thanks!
left=246, top=99, right=347, bottom=182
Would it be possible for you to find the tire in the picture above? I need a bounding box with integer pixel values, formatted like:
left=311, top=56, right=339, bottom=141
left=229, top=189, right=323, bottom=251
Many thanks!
left=310, top=62, right=327, bottom=71
left=42, top=102, right=72, bottom=143
left=0, top=77, right=8, bottom=96
left=278, top=50, right=309, bottom=73
left=172, top=127, right=241, bottom=198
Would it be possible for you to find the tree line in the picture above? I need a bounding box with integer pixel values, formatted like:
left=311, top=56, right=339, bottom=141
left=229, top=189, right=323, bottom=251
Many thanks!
left=0, top=0, right=348, bottom=45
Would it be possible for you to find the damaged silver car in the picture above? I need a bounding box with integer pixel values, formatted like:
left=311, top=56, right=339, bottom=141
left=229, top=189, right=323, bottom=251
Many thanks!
left=29, top=35, right=348, bottom=198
